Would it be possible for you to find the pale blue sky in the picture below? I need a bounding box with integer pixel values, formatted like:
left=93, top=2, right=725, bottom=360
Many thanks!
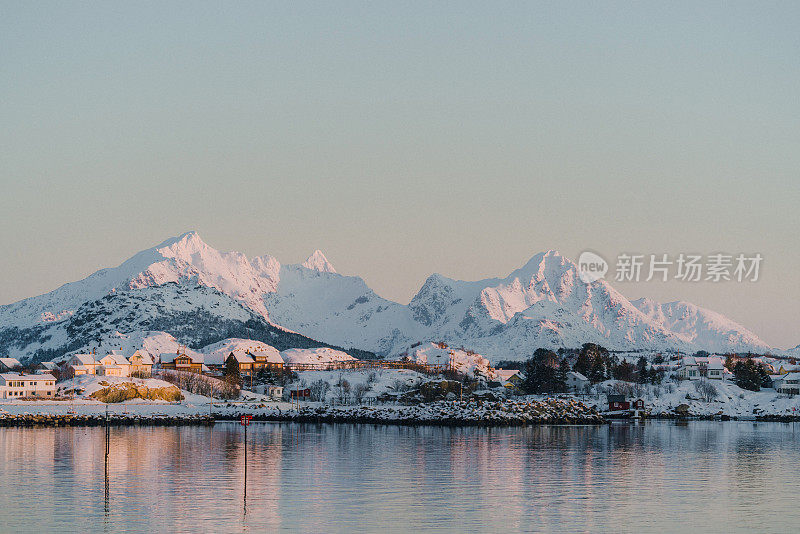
left=1, top=2, right=798, bottom=347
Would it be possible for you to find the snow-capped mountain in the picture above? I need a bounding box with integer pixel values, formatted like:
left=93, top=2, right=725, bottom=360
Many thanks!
left=631, top=298, right=770, bottom=354
left=0, top=232, right=776, bottom=362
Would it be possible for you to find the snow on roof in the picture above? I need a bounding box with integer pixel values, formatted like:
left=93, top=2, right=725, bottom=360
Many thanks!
left=0, top=358, right=22, bottom=368
left=130, top=351, right=154, bottom=365
left=495, top=369, right=520, bottom=381
left=568, top=371, right=588, bottom=381
left=706, top=357, right=725, bottom=370
left=778, top=372, right=800, bottom=381
left=227, top=352, right=255, bottom=364
left=159, top=352, right=204, bottom=364
left=69, top=364, right=89, bottom=371
left=71, top=354, right=97, bottom=365
left=39, top=361, right=58, bottom=370
left=201, top=339, right=283, bottom=365
left=101, top=353, right=130, bottom=366
left=0, top=373, right=54, bottom=381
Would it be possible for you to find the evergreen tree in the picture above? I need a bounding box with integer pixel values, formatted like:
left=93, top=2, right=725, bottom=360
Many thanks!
left=636, top=356, right=649, bottom=384
left=522, top=348, right=560, bottom=394
left=224, top=355, right=240, bottom=385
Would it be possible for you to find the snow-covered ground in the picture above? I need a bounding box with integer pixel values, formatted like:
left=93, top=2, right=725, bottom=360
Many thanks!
left=406, top=343, right=495, bottom=378
left=280, top=347, right=355, bottom=365
left=577, top=379, right=800, bottom=418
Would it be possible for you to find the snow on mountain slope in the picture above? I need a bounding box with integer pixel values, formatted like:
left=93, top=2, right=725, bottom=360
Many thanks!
left=280, top=347, right=355, bottom=365
left=0, top=231, right=774, bottom=362
left=302, top=250, right=336, bottom=273
left=264, top=264, right=421, bottom=355
left=0, top=232, right=281, bottom=329
left=631, top=298, right=771, bottom=354
left=400, top=251, right=689, bottom=359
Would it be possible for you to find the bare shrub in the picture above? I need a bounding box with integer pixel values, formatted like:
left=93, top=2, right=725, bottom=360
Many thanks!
left=694, top=380, right=718, bottom=402
left=310, top=379, right=330, bottom=401
left=353, top=383, right=370, bottom=404
left=155, top=370, right=239, bottom=400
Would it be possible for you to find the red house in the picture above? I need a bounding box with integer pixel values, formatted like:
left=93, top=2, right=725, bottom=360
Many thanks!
left=607, top=394, right=630, bottom=411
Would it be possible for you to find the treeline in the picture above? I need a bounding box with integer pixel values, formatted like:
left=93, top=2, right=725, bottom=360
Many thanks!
left=521, top=343, right=665, bottom=394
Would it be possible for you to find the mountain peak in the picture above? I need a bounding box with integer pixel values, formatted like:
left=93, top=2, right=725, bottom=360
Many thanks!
left=302, top=250, right=336, bottom=273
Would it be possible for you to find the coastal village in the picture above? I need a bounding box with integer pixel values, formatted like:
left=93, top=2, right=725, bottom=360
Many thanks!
left=1, top=340, right=799, bottom=426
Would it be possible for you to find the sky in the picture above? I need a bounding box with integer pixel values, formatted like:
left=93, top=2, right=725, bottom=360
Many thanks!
left=1, top=2, right=798, bottom=347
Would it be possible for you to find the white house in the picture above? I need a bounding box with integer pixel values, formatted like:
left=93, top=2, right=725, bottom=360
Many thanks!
left=98, top=351, right=131, bottom=377
left=566, top=371, right=590, bottom=392
left=0, top=373, right=56, bottom=399
left=773, top=373, right=800, bottom=395
left=677, top=355, right=727, bottom=380
left=0, top=358, right=23, bottom=372
left=69, top=354, right=100, bottom=375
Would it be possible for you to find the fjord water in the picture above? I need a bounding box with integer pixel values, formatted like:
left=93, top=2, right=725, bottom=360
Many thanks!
left=1, top=422, right=798, bottom=533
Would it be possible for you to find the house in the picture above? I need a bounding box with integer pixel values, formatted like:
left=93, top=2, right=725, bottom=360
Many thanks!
left=249, top=348, right=284, bottom=371
left=38, top=361, right=59, bottom=372
left=632, top=398, right=646, bottom=410
left=128, top=351, right=154, bottom=376
left=677, top=355, right=727, bottom=380
left=68, top=354, right=100, bottom=375
left=160, top=352, right=204, bottom=373
left=225, top=352, right=256, bottom=376
left=98, top=351, right=131, bottom=377
left=495, top=369, right=523, bottom=390
left=0, top=373, right=56, bottom=399
left=0, top=358, right=23, bottom=372
left=266, top=385, right=284, bottom=399
left=607, top=394, right=630, bottom=411
left=773, top=373, right=800, bottom=395
left=566, top=371, right=590, bottom=392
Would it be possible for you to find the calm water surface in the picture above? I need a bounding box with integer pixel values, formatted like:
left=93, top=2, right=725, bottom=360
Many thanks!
left=0, top=421, right=798, bottom=533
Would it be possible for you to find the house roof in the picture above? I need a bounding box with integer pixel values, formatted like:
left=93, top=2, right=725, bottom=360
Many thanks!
left=0, top=358, right=22, bottom=368
left=39, top=362, right=58, bottom=370
left=159, top=352, right=203, bottom=364
left=777, top=372, right=800, bottom=381
left=227, top=352, right=255, bottom=364
left=101, top=353, right=130, bottom=366
left=567, top=371, right=588, bottom=381
left=1, top=373, right=55, bottom=381
left=69, top=364, right=89, bottom=371
left=495, top=369, right=520, bottom=381
left=71, top=354, right=97, bottom=365
left=130, top=351, right=154, bottom=365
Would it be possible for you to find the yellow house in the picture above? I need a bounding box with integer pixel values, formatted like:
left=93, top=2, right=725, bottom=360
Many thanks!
left=128, top=351, right=154, bottom=376
left=98, top=352, right=131, bottom=377
left=68, top=354, right=99, bottom=375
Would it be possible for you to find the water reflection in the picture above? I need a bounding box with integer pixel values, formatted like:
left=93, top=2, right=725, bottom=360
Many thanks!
left=0, top=421, right=798, bottom=532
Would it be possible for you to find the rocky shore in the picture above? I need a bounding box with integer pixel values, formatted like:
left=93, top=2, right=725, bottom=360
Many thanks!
left=0, top=413, right=215, bottom=427
left=217, top=398, right=606, bottom=426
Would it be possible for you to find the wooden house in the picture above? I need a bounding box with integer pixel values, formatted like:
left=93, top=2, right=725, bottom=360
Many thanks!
left=160, top=352, right=204, bottom=374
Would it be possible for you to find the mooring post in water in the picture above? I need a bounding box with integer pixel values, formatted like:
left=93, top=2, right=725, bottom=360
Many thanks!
left=241, top=414, right=251, bottom=512
left=104, top=406, right=110, bottom=516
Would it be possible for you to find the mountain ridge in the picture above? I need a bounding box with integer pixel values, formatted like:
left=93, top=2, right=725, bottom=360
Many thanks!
left=0, top=232, right=779, bottom=361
